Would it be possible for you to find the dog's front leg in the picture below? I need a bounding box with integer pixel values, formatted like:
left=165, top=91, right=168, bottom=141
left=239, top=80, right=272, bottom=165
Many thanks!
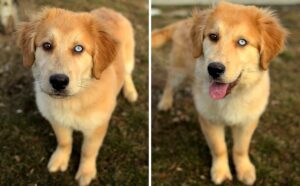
left=198, top=116, right=232, bottom=185
left=48, top=124, right=73, bottom=172
left=231, top=121, right=258, bottom=185
left=75, top=122, right=109, bottom=186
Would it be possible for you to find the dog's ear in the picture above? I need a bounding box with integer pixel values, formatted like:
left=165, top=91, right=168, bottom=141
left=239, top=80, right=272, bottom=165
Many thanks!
left=93, top=30, right=118, bottom=79
left=258, top=9, right=287, bottom=70
left=17, top=8, right=53, bottom=67
left=17, top=21, right=37, bottom=67
left=190, top=10, right=210, bottom=58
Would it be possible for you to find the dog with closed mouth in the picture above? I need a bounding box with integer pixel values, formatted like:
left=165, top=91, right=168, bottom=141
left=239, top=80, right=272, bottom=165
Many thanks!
left=18, top=7, right=138, bottom=186
left=152, top=2, right=286, bottom=185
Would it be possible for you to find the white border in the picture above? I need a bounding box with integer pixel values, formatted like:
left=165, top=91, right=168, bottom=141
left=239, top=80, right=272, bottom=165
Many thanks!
left=152, top=0, right=300, bottom=5
left=148, top=0, right=152, bottom=185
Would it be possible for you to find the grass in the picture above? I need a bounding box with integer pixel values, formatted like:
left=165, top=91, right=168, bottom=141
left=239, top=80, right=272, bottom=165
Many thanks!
left=152, top=4, right=300, bottom=186
left=0, top=0, right=148, bottom=185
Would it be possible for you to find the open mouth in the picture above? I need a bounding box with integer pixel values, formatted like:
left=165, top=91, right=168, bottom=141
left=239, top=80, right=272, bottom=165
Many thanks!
left=209, top=73, right=242, bottom=100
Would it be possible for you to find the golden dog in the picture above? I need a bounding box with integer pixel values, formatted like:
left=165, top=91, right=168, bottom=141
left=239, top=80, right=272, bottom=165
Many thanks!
left=18, top=7, right=138, bottom=186
left=152, top=2, right=286, bottom=185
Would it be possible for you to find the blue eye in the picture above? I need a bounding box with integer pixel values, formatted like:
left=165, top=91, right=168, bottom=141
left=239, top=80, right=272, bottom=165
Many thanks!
left=237, top=39, right=247, bottom=46
left=74, top=45, right=84, bottom=53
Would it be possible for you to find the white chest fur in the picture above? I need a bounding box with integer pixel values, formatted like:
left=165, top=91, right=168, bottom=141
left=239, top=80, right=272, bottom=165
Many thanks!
left=193, top=89, right=267, bottom=125
left=35, top=89, right=111, bottom=131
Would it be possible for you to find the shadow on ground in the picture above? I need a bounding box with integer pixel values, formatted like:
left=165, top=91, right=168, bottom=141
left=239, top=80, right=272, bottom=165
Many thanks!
left=152, top=5, right=300, bottom=186
left=0, top=0, right=148, bottom=185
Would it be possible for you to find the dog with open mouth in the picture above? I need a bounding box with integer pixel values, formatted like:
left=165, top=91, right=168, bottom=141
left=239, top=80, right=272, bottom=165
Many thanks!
left=152, top=2, right=286, bottom=185
left=18, top=7, right=138, bottom=186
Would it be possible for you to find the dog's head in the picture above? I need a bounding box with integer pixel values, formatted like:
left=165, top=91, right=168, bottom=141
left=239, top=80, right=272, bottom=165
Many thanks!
left=1, top=0, right=10, bottom=7
left=17, top=8, right=118, bottom=98
left=1, top=0, right=17, bottom=7
left=191, top=2, right=287, bottom=100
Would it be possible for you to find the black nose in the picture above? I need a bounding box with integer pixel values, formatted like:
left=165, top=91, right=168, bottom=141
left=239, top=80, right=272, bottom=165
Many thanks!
left=208, top=62, right=225, bottom=79
left=49, top=74, right=69, bottom=91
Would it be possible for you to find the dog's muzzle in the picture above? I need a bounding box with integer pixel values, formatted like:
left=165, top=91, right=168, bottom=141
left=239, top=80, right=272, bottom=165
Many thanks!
left=49, top=74, right=69, bottom=91
left=208, top=62, right=225, bottom=79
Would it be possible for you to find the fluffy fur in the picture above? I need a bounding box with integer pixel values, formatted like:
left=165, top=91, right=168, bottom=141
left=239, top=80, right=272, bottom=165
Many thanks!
left=18, top=7, right=138, bottom=186
left=152, top=2, right=286, bottom=185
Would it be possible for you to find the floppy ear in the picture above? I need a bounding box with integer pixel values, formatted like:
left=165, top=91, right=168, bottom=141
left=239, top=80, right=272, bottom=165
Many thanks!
left=258, top=9, right=287, bottom=70
left=17, top=21, right=37, bottom=67
left=93, top=31, right=118, bottom=79
left=190, top=10, right=210, bottom=58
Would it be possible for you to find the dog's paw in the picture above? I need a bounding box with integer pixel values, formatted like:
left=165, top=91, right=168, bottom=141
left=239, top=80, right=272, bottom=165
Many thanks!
left=236, top=161, right=256, bottom=185
left=75, top=163, right=97, bottom=186
left=47, top=148, right=70, bottom=172
left=211, top=162, right=232, bottom=185
left=124, top=87, right=138, bottom=103
left=157, top=97, right=173, bottom=111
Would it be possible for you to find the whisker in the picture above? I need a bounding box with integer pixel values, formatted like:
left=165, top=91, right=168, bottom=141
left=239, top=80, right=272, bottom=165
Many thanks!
left=243, top=68, right=261, bottom=73
left=76, top=79, right=91, bottom=88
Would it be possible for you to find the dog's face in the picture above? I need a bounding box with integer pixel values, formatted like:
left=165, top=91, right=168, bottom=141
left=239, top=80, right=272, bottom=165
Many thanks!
left=191, top=2, right=286, bottom=100
left=1, top=0, right=17, bottom=8
left=18, top=8, right=118, bottom=98
left=1, top=0, right=12, bottom=7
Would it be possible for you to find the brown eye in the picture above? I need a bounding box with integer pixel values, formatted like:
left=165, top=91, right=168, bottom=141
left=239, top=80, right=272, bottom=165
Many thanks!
left=42, top=42, right=52, bottom=51
left=209, top=33, right=219, bottom=42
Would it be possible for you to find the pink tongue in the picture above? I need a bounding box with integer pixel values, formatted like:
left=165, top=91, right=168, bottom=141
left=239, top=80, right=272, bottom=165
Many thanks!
left=209, top=82, right=229, bottom=100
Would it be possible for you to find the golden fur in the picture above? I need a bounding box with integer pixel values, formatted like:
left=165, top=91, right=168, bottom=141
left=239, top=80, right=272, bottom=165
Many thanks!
left=152, top=2, right=286, bottom=185
left=18, top=7, right=138, bottom=186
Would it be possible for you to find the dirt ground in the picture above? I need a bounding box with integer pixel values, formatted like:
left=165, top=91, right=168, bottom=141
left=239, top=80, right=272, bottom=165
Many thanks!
left=152, top=5, right=300, bottom=186
left=0, top=0, right=148, bottom=185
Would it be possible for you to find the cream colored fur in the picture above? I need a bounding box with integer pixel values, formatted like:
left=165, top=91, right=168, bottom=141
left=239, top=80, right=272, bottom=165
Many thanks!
left=152, top=2, right=286, bottom=185
left=0, top=0, right=18, bottom=34
left=18, top=7, right=138, bottom=186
